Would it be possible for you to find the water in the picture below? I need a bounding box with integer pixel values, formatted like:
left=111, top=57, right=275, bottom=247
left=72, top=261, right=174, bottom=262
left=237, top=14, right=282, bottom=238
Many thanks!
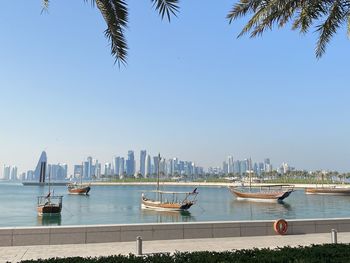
left=1, top=183, right=350, bottom=227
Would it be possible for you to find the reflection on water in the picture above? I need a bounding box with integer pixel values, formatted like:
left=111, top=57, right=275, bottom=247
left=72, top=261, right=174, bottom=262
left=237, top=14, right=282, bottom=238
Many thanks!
left=140, top=209, right=195, bottom=223
left=229, top=199, right=295, bottom=220
left=37, top=214, right=62, bottom=226
left=1, top=184, right=350, bottom=227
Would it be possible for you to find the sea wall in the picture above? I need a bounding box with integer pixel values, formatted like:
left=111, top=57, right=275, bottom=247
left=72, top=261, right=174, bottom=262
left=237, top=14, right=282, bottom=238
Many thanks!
left=0, top=218, right=349, bottom=246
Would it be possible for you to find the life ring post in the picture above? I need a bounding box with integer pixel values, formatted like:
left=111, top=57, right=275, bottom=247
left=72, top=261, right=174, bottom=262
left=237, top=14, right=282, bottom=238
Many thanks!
left=274, top=219, right=288, bottom=235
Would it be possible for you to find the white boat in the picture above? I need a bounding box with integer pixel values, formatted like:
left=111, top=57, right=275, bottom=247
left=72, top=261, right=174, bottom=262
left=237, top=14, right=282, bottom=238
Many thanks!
left=141, top=154, right=198, bottom=211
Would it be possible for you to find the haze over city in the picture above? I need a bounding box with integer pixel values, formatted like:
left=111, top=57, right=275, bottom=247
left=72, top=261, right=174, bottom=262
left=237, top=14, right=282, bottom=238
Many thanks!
left=0, top=1, right=349, bottom=173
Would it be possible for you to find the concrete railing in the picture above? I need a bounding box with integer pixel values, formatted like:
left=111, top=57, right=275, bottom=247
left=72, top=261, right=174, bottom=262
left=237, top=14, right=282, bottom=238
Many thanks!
left=1, top=218, right=350, bottom=246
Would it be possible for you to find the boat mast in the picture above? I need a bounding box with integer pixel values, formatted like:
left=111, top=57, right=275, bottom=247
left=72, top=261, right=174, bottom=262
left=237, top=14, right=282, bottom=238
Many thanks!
left=157, top=153, right=160, bottom=191
left=81, top=162, right=83, bottom=185
left=249, top=157, right=252, bottom=190
left=48, top=168, right=51, bottom=202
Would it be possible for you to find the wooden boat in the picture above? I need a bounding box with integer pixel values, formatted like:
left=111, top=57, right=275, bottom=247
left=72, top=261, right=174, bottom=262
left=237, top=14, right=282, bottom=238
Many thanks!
left=229, top=185, right=294, bottom=202
left=141, top=153, right=198, bottom=211
left=67, top=183, right=91, bottom=195
left=67, top=162, right=91, bottom=195
left=305, top=173, right=350, bottom=195
left=37, top=194, right=63, bottom=216
left=305, top=186, right=350, bottom=195
left=228, top=158, right=294, bottom=202
left=37, top=170, right=63, bottom=216
left=141, top=190, right=198, bottom=211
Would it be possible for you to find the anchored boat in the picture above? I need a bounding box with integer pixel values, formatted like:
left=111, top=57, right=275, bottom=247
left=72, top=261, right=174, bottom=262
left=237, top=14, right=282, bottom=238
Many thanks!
left=305, top=186, right=350, bottom=195
left=141, top=154, right=198, bottom=211
left=305, top=173, right=350, bottom=195
left=67, top=162, right=91, bottom=195
left=37, top=170, right=63, bottom=216
left=229, top=184, right=294, bottom=202
left=228, top=158, right=294, bottom=202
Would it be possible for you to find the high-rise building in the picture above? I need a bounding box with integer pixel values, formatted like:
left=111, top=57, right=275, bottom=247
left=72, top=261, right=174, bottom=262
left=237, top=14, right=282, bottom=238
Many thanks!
left=94, top=160, right=101, bottom=178
left=83, top=161, right=89, bottom=179
left=222, top=161, right=228, bottom=174
left=145, top=155, right=151, bottom=178
left=113, top=157, right=120, bottom=176
left=26, top=170, right=34, bottom=181
left=48, top=163, right=67, bottom=181
left=74, top=165, right=82, bottom=178
left=10, top=166, right=18, bottom=180
left=228, top=156, right=234, bottom=174
left=126, top=151, right=135, bottom=176
left=34, top=151, right=47, bottom=183
left=119, top=157, right=125, bottom=178
left=87, top=156, right=93, bottom=178
left=104, top=163, right=112, bottom=176
left=2, top=165, right=11, bottom=180
left=140, top=150, right=146, bottom=177
left=153, top=155, right=159, bottom=176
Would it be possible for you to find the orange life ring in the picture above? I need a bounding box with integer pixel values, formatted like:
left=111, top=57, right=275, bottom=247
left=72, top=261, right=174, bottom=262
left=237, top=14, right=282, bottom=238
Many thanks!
left=274, top=219, right=288, bottom=235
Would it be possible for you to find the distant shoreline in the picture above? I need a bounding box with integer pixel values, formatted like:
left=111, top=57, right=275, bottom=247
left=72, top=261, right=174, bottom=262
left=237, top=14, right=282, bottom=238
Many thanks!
left=15, top=180, right=350, bottom=189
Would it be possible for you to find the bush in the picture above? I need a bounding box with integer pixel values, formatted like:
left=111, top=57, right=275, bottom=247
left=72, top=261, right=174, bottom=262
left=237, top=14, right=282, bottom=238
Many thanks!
left=18, top=244, right=350, bottom=263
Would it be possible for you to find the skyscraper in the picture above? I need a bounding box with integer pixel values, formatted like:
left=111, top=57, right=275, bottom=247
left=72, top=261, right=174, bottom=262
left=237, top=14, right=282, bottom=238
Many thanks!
left=34, top=151, right=47, bottom=183
left=153, top=155, right=159, bottom=176
left=87, top=156, right=93, bottom=178
left=145, top=155, right=151, bottom=178
left=113, top=157, right=120, bottom=176
left=228, top=156, right=234, bottom=174
left=140, top=150, right=146, bottom=177
left=2, top=165, right=11, bottom=180
left=126, top=151, right=135, bottom=176
left=119, top=157, right=125, bottom=178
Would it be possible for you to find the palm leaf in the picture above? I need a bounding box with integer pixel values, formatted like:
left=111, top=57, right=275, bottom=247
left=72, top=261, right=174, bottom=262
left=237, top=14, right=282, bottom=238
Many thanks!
left=95, top=0, right=128, bottom=66
left=228, top=0, right=350, bottom=58
left=151, top=0, right=179, bottom=22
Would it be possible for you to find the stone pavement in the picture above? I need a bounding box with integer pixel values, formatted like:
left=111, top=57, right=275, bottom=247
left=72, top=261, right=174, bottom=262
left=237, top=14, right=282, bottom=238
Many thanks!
left=1, top=232, right=350, bottom=262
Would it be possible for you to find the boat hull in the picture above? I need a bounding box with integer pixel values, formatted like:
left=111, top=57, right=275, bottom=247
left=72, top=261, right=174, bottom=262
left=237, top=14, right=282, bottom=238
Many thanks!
left=229, top=187, right=293, bottom=202
left=37, top=204, right=62, bottom=216
left=68, top=186, right=91, bottom=195
left=305, top=187, right=350, bottom=195
left=141, top=198, right=194, bottom=211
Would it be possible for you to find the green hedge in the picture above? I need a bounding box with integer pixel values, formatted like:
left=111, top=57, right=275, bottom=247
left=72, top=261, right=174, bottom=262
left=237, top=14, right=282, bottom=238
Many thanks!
left=18, top=244, right=350, bottom=263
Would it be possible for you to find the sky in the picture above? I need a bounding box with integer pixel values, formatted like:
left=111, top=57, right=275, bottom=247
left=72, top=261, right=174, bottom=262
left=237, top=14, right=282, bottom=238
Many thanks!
left=0, top=1, right=349, bottom=175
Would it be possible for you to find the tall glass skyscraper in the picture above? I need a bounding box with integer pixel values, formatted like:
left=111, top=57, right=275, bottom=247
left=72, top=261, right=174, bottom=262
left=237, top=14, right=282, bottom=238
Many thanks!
left=140, top=150, right=146, bottom=177
left=126, top=151, right=135, bottom=176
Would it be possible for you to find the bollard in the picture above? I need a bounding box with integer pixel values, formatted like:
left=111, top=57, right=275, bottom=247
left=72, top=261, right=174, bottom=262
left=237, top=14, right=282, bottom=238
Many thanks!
left=136, top=236, right=142, bottom=255
left=331, top=229, right=338, bottom=244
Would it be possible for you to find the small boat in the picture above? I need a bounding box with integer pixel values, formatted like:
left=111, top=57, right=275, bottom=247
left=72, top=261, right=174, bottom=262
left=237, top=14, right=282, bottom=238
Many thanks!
left=141, top=189, right=198, bottom=211
left=305, top=173, right=350, bottom=195
left=67, top=183, right=91, bottom=195
left=67, top=162, right=91, bottom=195
left=228, top=158, right=294, bottom=202
left=37, top=194, right=63, bottom=216
left=37, top=170, right=63, bottom=216
left=229, top=184, right=294, bottom=202
left=305, top=186, right=350, bottom=195
left=141, top=153, right=198, bottom=211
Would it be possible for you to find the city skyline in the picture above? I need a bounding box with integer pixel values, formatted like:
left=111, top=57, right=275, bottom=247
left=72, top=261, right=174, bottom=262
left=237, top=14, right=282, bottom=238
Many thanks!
left=0, top=148, right=340, bottom=180
left=0, top=1, right=349, bottom=173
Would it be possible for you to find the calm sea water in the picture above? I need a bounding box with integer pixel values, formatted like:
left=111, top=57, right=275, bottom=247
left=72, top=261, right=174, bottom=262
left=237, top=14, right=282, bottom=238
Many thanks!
left=1, top=182, right=350, bottom=227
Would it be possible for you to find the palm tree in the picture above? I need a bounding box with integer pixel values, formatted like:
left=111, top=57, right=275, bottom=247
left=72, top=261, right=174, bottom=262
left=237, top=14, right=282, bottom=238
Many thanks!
left=227, top=0, right=350, bottom=58
left=42, top=0, right=179, bottom=65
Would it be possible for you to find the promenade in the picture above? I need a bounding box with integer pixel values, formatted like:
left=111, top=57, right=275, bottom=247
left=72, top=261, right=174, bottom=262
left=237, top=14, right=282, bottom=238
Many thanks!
left=2, top=232, right=350, bottom=262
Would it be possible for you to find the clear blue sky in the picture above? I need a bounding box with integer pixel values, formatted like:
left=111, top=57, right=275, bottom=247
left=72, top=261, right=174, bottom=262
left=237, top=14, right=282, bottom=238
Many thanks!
left=0, top=0, right=349, bottom=174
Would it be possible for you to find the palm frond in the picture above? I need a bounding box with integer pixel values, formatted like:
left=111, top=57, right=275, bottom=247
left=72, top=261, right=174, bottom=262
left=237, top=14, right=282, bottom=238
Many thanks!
left=315, top=0, right=345, bottom=58
left=95, top=0, right=128, bottom=66
left=228, top=0, right=350, bottom=58
left=41, top=0, right=49, bottom=14
left=151, top=0, right=179, bottom=22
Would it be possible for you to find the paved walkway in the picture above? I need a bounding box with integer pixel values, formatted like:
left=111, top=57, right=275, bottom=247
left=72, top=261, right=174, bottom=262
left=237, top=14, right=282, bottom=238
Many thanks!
left=1, top=232, right=350, bottom=262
